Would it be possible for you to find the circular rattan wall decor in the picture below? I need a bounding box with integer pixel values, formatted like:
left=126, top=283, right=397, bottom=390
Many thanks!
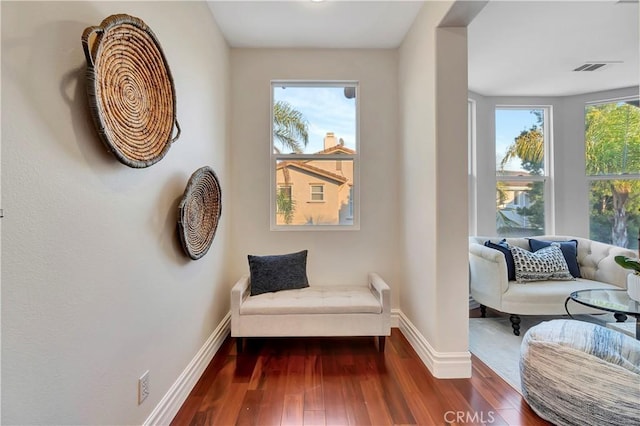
left=81, top=14, right=180, bottom=168
left=178, top=167, right=222, bottom=260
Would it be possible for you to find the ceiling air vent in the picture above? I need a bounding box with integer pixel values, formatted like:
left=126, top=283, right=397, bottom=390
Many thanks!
left=573, top=61, right=622, bottom=72
left=573, top=63, right=607, bottom=72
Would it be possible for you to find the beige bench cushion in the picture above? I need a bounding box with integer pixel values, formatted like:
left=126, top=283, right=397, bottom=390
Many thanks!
left=239, top=285, right=382, bottom=315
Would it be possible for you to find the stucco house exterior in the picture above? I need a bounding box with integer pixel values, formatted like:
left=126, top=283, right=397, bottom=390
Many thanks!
left=276, top=133, right=355, bottom=225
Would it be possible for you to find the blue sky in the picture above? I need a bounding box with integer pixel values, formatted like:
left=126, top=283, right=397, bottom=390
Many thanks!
left=273, top=89, right=540, bottom=168
left=495, top=108, right=542, bottom=173
left=273, top=86, right=356, bottom=154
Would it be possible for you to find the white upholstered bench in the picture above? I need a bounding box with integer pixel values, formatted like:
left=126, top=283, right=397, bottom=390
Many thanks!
left=230, top=272, right=391, bottom=352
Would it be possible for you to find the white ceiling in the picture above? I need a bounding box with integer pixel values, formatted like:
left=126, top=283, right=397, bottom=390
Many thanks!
left=468, top=1, right=639, bottom=96
left=207, top=1, right=424, bottom=49
left=207, top=0, right=639, bottom=97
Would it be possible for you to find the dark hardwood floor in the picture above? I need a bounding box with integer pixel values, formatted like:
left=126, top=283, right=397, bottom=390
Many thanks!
left=171, top=324, right=550, bottom=426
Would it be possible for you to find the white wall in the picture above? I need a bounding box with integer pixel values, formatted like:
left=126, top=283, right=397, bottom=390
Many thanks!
left=229, top=49, right=400, bottom=306
left=470, top=86, right=639, bottom=237
left=468, top=90, right=492, bottom=235
left=398, top=1, right=471, bottom=377
left=1, top=1, right=230, bottom=424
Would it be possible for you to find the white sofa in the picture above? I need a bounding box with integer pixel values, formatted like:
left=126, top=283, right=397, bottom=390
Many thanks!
left=231, top=272, right=391, bottom=351
left=469, top=235, right=636, bottom=335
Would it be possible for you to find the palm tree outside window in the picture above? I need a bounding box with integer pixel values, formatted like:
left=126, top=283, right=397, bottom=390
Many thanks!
left=586, top=98, right=640, bottom=249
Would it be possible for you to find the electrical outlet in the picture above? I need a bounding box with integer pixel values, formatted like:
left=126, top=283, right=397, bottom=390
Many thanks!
left=138, top=370, right=150, bottom=405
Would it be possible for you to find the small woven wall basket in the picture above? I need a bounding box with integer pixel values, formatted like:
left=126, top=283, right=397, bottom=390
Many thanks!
left=178, top=166, right=222, bottom=260
left=81, top=14, right=180, bottom=168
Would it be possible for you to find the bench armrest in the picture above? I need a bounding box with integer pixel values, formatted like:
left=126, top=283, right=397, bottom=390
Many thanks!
left=469, top=242, right=509, bottom=309
left=231, top=275, right=251, bottom=337
left=368, top=272, right=391, bottom=314
left=231, top=275, right=250, bottom=313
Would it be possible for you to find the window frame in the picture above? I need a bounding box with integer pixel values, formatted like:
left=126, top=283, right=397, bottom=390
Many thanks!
left=309, top=184, right=325, bottom=202
left=270, top=80, right=360, bottom=231
left=494, top=105, right=555, bottom=236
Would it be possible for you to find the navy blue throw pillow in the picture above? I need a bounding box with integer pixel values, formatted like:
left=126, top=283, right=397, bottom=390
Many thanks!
left=484, top=239, right=516, bottom=281
left=248, top=250, right=309, bottom=296
left=528, top=239, right=581, bottom=278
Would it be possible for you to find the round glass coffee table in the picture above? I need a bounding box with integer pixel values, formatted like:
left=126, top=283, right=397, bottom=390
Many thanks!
left=565, top=289, right=639, bottom=340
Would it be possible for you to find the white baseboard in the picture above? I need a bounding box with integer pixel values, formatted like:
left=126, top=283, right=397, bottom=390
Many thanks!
left=391, top=308, right=401, bottom=328
left=397, top=311, right=471, bottom=379
left=144, top=313, right=231, bottom=426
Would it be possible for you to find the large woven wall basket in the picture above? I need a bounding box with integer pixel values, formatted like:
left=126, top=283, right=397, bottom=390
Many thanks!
left=178, top=167, right=222, bottom=260
left=81, top=14, right=180, bottom=168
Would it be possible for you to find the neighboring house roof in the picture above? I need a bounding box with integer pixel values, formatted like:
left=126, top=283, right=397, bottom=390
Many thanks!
left=498, top=171, right=534, bottom=189
left=277, top=144, right=353, bottom=185
left=277, top=161, right=348, bottom=184
left=315, top=145, right=356, bottom=155
left=500, top=182, right=531, bottom=191
left=498, top=170, right=532, bottom=178
left=496, top=209, right=525, bottom=228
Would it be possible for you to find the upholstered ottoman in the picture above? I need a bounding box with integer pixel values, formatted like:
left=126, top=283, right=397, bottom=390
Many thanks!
left=520, top=319, right=640, bottom=426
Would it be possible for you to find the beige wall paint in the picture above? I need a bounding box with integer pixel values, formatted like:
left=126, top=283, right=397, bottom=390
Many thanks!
left=1, top=1, right=230, bottom=423
left=1, top=2, right=485, bottom=422
left=398, top=3, right=441, bottom=352
left=398, top=1, right=471, bottom=375
left=435, top=26, right=471, bottom=356
left=229, top=49, right=400, bottom=301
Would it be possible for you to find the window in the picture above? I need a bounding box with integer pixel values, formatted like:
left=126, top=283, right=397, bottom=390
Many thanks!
left=276, top=184, right=294, bottom=224
left=586, top=97, right=640, bottom=249
left=278, top=185, right=292, bottom=200
left=495, top=107, right=552, bottom=237
left=310, top=184, right=324, bottom=202
left=271, top=82, right=359, bottom=229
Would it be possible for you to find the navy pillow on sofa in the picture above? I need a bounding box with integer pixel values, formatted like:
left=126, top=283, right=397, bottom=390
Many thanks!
left=528, top=239, right=581, bottom=278
left=248, top=250, right=309, bottom=296
left=484, top=239, right=516, bottom=281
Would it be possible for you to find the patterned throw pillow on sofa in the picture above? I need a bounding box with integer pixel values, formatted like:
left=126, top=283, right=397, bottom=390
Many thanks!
left=528, top=238, right=581, bottom=278
left=509, top=244, right=574, bottom=283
